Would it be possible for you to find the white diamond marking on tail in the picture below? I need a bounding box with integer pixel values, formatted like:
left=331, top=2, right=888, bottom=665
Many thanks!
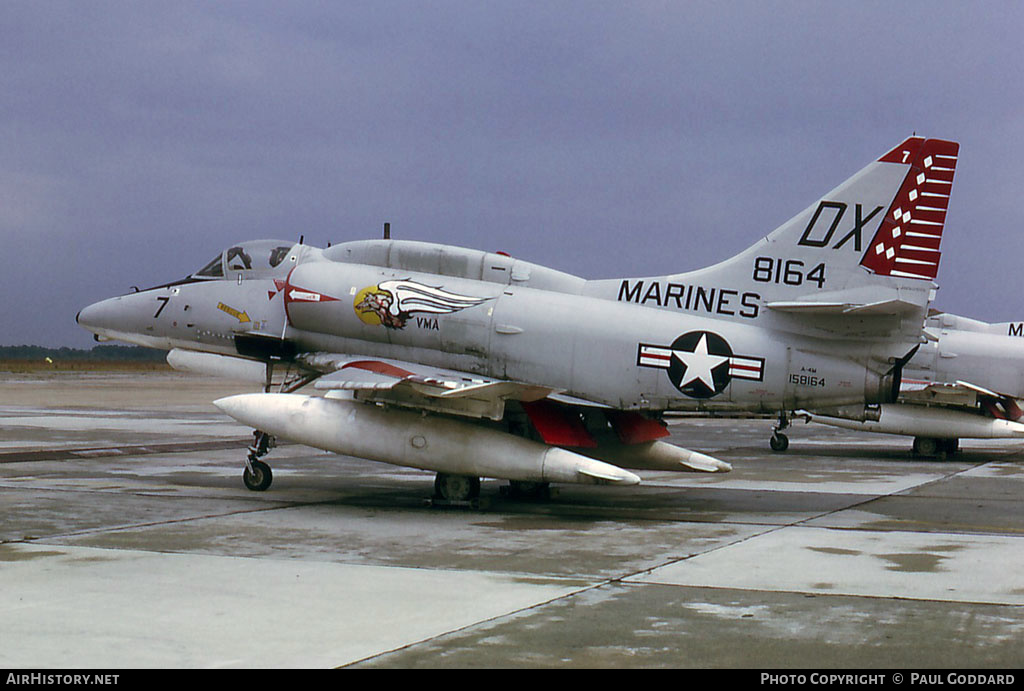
left=860, top=137, right=959, bottom=280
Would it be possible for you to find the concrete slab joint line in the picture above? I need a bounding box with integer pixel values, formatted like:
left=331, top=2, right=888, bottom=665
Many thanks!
left=2, top=373, right=1023, bottom=667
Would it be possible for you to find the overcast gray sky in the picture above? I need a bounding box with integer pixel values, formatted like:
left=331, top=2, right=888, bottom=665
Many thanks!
left=3, top=1, right=1023, bottom=347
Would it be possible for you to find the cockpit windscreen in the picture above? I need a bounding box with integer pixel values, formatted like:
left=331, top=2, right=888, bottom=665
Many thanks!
left=191, top=240, right=296, bottom=279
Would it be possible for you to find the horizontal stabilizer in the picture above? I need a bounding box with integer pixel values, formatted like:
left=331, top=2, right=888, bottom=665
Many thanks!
left=766, top=298, right=920, bottom=316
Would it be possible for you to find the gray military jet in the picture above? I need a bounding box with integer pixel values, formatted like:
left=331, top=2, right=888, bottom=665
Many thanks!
left=795, top=310, right=1024, bottom=456
left=77, top=136, right=958, bottom=501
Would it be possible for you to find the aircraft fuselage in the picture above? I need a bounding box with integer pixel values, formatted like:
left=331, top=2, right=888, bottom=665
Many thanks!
left=81, top=250, right=899, bottom=414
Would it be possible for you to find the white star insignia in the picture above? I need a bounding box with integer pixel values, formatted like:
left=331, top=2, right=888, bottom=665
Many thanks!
left=672, top=333, right=729, bottom=391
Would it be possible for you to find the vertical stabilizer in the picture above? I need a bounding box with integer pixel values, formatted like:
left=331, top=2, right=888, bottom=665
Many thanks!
left=593, top=136, right=960, bottom=339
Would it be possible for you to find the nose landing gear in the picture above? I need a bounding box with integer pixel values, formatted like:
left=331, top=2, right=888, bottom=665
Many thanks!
left=242, top=430, right=276, bottom=491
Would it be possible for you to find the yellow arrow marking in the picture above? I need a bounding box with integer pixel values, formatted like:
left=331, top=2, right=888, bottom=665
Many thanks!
left=217, top=302, right=251, bottom=324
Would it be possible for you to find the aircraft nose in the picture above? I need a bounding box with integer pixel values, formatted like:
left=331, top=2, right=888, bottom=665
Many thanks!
left=76, top=300, right=102, bottom=332
left=76, top=297, right=123, bottom=339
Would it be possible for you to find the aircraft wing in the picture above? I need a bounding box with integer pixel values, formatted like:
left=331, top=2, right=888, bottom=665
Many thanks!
left=167, top=347, right=678, bottom=452
left=298, top=352, right=677, bottom=450
left=899, top=378, right=1024, bottom=420
left=299, top=353, right=553, bottom=421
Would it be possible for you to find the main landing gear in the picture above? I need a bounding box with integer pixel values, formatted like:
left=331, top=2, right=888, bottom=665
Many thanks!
left=428, top=474, right=554, bottom=508
left=428, top=473, right=483, bottom=508
left=769, top=410, right=790, bottom=452
left=912, top=436, right=959, bottom=459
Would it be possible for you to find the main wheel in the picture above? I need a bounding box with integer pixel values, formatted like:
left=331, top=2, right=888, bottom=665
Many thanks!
left=769, top=432, right=789, bottom=452
left=243, top=459, right=273, bottom=491
left=434, top=473, right=481, bottom=502
left=912, top=437, right=939, bottom=457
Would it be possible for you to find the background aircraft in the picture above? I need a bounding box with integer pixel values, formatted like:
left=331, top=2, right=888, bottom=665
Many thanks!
left=77, top=137, right=958, bottom=501
left=790, top=311, right=1024, bottom=456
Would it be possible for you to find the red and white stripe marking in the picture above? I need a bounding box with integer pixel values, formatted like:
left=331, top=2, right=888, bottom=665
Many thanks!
left=861, top=137, right=959, bottom=280
left=638, top=344, right=764, bottom=381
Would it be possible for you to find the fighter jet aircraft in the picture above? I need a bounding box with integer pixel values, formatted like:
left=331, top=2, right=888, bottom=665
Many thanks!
left=792, top=310, right=1024, bottom=456
left=77, top=136, right=958, bottom=501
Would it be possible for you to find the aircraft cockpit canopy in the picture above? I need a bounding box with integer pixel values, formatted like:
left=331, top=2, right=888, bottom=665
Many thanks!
left=191, top=240, right=297, bottom=280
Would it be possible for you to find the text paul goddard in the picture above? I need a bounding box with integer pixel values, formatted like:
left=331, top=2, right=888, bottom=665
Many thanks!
left=760, top=672, right=1015, bottom=685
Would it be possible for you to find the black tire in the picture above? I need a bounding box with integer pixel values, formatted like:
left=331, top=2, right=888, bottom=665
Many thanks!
left=243, top=460, right=273, bottom=491
left=434, top=473, right=480, bottom=502
left=912, top=437, right=939, bottom=457
left=769, top=433, right=789, bottom=452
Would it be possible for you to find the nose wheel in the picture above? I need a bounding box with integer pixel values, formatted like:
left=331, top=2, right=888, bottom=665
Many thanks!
left=242, top=430, right=276, bottom=491
left=243, top=459, right=273, bottom=491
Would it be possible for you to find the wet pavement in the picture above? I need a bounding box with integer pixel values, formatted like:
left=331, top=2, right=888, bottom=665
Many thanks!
left=1, top=371, right=1022, bottom=668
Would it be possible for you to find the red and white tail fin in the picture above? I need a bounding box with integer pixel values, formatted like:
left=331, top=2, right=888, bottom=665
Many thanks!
left=596, top=136, right=961, bottom=340
left=860, top=138, right=960, bottom=280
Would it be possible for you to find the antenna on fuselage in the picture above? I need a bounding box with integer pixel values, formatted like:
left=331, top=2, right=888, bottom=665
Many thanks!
left=383, top=222, right=390, bottom=240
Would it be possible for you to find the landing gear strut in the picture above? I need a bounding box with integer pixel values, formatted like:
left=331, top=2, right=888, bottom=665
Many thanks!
left=236, top=360, right=315, bottom=492
left=242, top=430, right=276, bottom=491
left=769, top=410, right=790, bottom=452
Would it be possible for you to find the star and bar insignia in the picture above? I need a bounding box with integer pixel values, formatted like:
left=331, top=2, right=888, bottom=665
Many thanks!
left=638, top=331, right=764, bottom=399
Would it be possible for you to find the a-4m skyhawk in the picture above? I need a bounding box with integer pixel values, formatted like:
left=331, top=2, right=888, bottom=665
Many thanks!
left=77, top=136, right=959, bottom=502
left=793, top=310, right=1024, bottom=457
